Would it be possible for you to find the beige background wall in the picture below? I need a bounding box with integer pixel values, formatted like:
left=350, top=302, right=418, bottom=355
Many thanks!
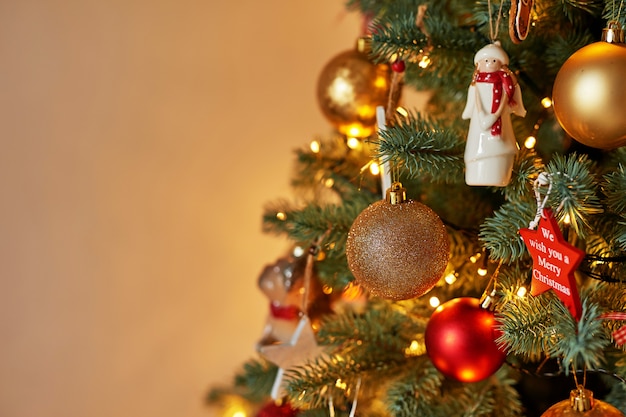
left=0, top=1, right=361, bottom=416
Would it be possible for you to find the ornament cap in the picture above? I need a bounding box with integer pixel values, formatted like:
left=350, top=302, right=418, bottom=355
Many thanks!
left=602, top=21, right=625, bottom=44
left=385, top=182, right=407, bottom=204
left=356, top=36, right=372, bottom=54
left=570, top=386, right=594, bottom=412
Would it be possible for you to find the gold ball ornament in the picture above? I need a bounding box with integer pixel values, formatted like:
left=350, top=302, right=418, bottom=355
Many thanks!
left=541, top=386, right=624, bottom=417
left=317, top=38, right=392, bottom=138
left=345, top=183, right=450, bottom=300
left=552, top=25, right=626, bottom=149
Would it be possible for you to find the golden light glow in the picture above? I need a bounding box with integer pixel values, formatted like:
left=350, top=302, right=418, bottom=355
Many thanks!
left=335, top=379, right=347, bottom=390
left=429, top=296, right=441, bottom=308
left=524, top=135, right=536, bottom=149
left=459, top=369, right=477, bottom=381
left=572, top=71, right=608, bottom=111
left=276, top=212, right=286, bottom=221
left=418, top=55, right=431, bottom=68
left=324, top=178, right=335, bottom=188
left=564, top=213, right=571, bottom=224
left=370, top=161, right=381, bottom=175
left=310, top=140, right=320, bottom=153
left=477, top=267, right=487, bottom=277
left=374, top=76, right=388, bottom=89
left=517, top=286, right=527, bottom=297
left=541, top=97, right=552, bottom=108
left=346, top=124, right=368, bottom=138
left=396, top=106, right=409, bottom=118
left=346, top=137, right=360, bottom=149
left=322, top=285, right=333, bottom=295
left=342, top=282, right=363, bottom=301
left=293, top=245, right=305, bottom=257
left=220, top=395, right=251, bottom=417
left=470, top=253, right=481, bottom=263
left=444, top=273, right=457, bottom=285
left=404, top=340, right=425, bottom=356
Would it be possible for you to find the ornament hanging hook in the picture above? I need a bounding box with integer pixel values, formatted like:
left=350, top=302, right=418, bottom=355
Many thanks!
left=487, top=0, right=506, bottom=41
left=528, top=172, right=552, bottom=229
left=348, top=377, right=362, bottom=417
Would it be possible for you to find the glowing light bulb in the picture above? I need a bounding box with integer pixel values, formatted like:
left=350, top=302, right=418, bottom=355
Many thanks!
left=346, top=137, right=360, bottom=149
left=444, top=273, right=457, bottom=285
left=310, top=140, right=320, bottom=153
left=276, top=212, right=286, bottom=221
left=324, top=178, right=335, bottom=188
left=335, top=379, right=347, bottom=390
left=477, top=267, right=488, bottom=276
left=524, top=135, right=536, bottom=149
left=541, top=97, right=552, bottom=108
left=418, top=55, right=431, bottom=68
left=293, top=246, right=304, bottom=257
left=404, top=340, right=424, bottom=356
left=370, top=161, right=381, bottom=175
left=429, top=296, right=440, bottom=308
left=564, top=213, right=571, bottom=224
left=517, top=286, right=527, bottom=297
left=396, top=107, right=409, bottom=118
left=347, top=125, right=365, bottom=137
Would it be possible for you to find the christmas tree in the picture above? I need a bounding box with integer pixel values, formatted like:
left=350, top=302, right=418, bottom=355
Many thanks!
left=208, top=0, right=626, bottom=416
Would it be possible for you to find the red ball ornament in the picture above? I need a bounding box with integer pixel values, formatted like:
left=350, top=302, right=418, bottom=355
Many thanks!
left=256, top=401, right=299, bottom=417
left=424, top=297, right=506, bottom=382
left=391, top=59, right=406, bottom=73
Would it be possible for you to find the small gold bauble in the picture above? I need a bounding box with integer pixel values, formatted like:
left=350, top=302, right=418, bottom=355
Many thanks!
left=345, top=196, right=449, bottom=301
left=541, top=387, right=625, bottom=417
left=317, top=42, right=391, bottom=138
left=553, top=39, right=626, bottom=149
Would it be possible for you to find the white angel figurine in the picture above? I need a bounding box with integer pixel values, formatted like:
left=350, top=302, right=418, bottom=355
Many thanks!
left=462, top=42, right=526, bottom=186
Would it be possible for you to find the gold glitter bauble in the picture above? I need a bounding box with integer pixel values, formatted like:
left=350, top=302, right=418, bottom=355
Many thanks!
left=345, top=197, right=449, bottom=301
left=541, top=387, right=624, bottom=417
left=317, top=41, right=391, bottom=138
left=553, top=37, right=626, bottom=149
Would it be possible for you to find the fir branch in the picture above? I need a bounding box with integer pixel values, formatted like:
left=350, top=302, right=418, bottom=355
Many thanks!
left=291, top=137, right=381, bottom=201
left=603, top=164, right=626, bottom=217
left=605, top=382, right=626, bottom=415
left=370, top=10, right=430, bottom=62
left=497, top=291, right=562, bottom=361
left=479, top=201, right=536, bottom=263
left=582, top=214, right=626, bottom=282
left=544, top=0, right=604, bottom=26
left=547, top=298, right=612, bottom=374
left=384, top=357, right=443, bottom=416
left=542, top=153, right=604, bottom=239
left=233, top=359, right=278, bottom=401
left=317, top=300, right=426, bottom=354
left=375, top=112, right=465, bottom=183
left=502, top=147, right=542, bottom=204
left=262, top=200, right=367, bottom=245
left=206, top=358, right=277, bottom=405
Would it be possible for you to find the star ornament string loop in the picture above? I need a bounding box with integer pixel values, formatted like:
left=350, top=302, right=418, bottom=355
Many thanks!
left=528, top=171, right=574, bottom=229
left=528, top=172, right=552, bottom=229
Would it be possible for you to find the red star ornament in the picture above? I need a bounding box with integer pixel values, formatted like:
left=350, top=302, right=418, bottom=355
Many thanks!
left=519, top=209, right=585, bottom=320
